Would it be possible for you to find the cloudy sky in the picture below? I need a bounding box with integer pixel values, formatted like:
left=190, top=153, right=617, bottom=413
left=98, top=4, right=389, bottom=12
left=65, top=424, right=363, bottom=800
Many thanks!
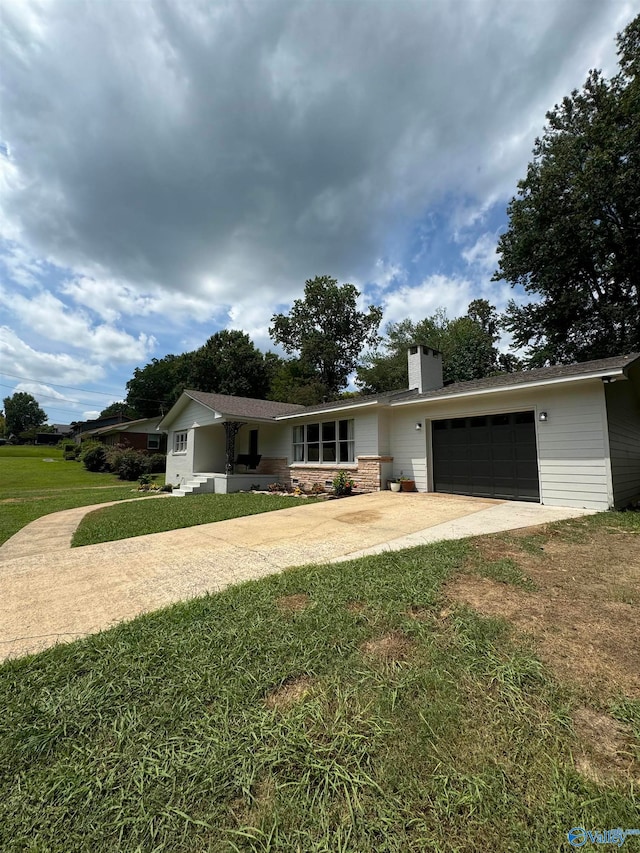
left=0, top=0, right=636, bottom=422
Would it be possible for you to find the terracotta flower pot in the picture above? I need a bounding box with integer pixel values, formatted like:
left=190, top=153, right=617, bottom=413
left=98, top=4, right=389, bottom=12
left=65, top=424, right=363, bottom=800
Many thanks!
left=400, top=480, right=415, bottom=492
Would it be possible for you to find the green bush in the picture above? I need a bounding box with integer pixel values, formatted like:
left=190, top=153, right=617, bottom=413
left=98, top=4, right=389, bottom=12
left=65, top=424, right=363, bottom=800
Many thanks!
left=148, top=453, right=166, bottom=474
left=81, top=444, right=108, bottom=473
left=111, top=448, right=152, bottom=481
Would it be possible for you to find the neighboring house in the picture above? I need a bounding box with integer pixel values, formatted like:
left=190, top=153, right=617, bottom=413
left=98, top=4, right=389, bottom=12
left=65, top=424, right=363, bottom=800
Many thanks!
left=72, top=414, right=134, bottom=442
left=81, top=417, right=167, bottom=454
left=35, top=424, right=73, bottom=445
left=158, top=347, right=640, bottom=510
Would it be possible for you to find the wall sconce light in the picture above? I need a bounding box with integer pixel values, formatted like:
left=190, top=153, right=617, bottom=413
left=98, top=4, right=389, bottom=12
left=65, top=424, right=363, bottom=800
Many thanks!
left=539, top=411, right=548, bottom=422
left=415, top=422, right=423, bottom=431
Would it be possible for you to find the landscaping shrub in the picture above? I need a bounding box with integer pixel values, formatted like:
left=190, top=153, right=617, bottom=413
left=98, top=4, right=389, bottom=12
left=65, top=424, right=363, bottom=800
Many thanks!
left=80, top=443, right=108, bottom=473
left=111, top=448, right=152, bottom=481
left=332, top=469, right=355, bottom=495
left=148, top=453, right=166, bottom=474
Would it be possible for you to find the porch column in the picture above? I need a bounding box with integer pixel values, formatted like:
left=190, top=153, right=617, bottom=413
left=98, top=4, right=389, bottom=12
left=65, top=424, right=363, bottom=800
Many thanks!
left=223, top=421, right=245, bottom=474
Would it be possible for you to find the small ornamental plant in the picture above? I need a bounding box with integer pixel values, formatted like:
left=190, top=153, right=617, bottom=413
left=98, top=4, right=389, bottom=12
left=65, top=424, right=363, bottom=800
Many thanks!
left=332, top=470, right=355, bottom=496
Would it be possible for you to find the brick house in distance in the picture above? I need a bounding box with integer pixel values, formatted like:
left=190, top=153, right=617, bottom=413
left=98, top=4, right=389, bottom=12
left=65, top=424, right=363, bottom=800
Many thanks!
left=81, top=416, right=167, bottom=454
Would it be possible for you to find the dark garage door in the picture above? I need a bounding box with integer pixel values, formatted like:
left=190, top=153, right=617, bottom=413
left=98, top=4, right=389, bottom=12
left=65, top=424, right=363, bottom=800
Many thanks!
left=432, top=411, right=540, bottom=501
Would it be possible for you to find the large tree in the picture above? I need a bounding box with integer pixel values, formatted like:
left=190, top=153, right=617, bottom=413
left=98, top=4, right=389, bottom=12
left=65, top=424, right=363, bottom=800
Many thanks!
left=356, top=300, right=513, bottom=393
left=184, top=330, right=270, bottom=400
left=125, top=353, right=190, bottom=418
left=3, top=392, right=48, bottom=437
left=99, top=402, right=138, bottom=419
left=495, top=15, right=640, bottom=365
left=125, top=331, right=272, bottom=417
left=270, top=275, right=383, bottom=397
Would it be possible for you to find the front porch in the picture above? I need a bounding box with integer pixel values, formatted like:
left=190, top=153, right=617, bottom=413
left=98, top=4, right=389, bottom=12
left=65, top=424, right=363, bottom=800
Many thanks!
left=172, top=472, right=278, bottom=497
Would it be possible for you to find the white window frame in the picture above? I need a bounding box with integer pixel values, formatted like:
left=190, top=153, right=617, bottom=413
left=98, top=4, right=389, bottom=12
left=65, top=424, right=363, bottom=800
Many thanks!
left=173, top=431, right=188, bottom=453
left=147, top=434, right=161, bottom=451
left=292, top=419, right=355, bottom=464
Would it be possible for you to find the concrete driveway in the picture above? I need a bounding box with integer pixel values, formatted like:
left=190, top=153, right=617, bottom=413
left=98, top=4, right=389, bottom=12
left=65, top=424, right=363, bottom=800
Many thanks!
left=0, top=492, right=593, bottom=660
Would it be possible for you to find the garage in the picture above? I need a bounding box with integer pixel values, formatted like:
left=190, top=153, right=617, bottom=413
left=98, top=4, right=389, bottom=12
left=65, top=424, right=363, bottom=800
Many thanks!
left=432, top=411, right=540, bottom=501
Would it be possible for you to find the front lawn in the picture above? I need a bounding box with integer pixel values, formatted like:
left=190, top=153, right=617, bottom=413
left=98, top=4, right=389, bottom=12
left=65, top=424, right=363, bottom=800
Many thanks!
left=0, top=446, right=124, bottom=494
left=0, top=447, right=162, bottom=545
left=1, top=513, right=638, bottom=852
left=72, top=493, right=318, bottom=546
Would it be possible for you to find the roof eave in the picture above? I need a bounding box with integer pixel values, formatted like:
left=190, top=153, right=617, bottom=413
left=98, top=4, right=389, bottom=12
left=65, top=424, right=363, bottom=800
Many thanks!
left=275, top=400, right=382, bottom=420
left=390, top=367, right=629, bottom=407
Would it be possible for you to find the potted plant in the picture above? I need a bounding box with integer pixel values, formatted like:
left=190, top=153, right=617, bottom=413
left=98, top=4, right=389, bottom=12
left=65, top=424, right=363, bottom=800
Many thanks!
left=388, top=478, right=401, bottom=492
left=398, top=472, right=416, bottom=492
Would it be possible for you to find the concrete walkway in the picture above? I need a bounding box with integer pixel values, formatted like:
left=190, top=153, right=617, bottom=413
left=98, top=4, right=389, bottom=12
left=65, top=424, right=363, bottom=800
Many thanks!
left=0, top=492, right=594, bottom=661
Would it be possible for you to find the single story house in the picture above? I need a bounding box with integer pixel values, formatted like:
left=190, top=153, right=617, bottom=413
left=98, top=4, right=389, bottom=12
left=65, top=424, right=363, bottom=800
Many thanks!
left=158, top=346, right=640, bottom=511
left=35, top=424, right=73, bottom=445
left=82, top=416, right=167, bottom=454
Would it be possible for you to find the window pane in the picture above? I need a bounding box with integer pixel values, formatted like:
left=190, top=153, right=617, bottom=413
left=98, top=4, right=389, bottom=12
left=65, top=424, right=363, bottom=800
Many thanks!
left=322, top=444, right=337, bottom=462
left=338, top=419, right=354, bottom=440
left=338, top=441, right=353, bottom=462
left=307, top=423, right=319, bottom=442
left=293, top=425, right=304, bottom=443
left=322, top=422, right=336, bottom=441
left=308, top=443, right=320, bottom=462
left=293, top=445, right=304, bottom=461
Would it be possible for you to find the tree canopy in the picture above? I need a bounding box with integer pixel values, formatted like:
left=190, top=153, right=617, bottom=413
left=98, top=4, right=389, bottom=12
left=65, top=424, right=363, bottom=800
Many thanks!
left=495, top=15, right=640, bottom=365
left=356, top=300, right=515, bottom=393
left=99, top=402, right=138, bottom=419
left=3, top=392, right=48, bottom=438
left=125, top=331, right=273, bottom=417
left=184, top=330, right=270, bottom=400
left=270, top=275, right=383, bottom=398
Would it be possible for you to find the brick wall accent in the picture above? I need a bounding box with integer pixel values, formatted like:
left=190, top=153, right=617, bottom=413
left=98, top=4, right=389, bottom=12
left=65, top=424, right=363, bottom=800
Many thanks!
left=224, top=455, right=395, bottom=492
left=288, top=456, right=394, bottom=493
left=255, top=457, right=290, bottom=482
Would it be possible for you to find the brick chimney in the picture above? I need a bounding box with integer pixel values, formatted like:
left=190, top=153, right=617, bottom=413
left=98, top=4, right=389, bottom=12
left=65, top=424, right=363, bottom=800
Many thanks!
left=407, top=345, right=443, bottom=393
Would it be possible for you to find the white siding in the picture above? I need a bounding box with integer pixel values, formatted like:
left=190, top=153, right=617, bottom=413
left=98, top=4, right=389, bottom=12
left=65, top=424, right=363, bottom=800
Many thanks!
left=164, top=399, right=219, bottom=485
left=167, top=429, right=195, bottom=486
left=378, top=410, right=391, bottom=456
left=169, top=398, right=219, bottom=431
left=388, top=409, right=429, bottom=489
left=605, top=375, right=640, bottom=507
left=390, top=380, right=612, bottom=510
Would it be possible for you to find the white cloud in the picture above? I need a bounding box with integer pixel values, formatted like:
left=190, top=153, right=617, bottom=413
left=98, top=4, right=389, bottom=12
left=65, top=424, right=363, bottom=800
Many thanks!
left=462, top=233, right=500, bottom=275
left=60, top=274, right=217, bottom=324
left=0, top=326, right=104, bottom=385
left=0, top=288, right=156, bottom=364
left=382, top=275, right=476, bottom=328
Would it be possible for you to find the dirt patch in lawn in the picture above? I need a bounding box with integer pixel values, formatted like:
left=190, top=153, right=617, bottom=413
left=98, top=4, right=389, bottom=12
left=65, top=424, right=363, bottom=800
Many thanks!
left=264, top=675, right=315, bottom=711
left=445, top=522, right=640, bottom=698
left=276, top=593, right=311, bottom=613
left=361, top=630, right=414, bottom=663
left=572, top=707, right=639, bottom=784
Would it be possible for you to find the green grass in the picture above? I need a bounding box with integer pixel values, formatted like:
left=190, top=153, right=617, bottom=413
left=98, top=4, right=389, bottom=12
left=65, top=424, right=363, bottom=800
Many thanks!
left=72, top=494, right=319, bottom=546
left=0, top=445, right=125, bottom=494
left=1, top=528, right=637, bottom=852
left=0, top=447, right=161, bottom=545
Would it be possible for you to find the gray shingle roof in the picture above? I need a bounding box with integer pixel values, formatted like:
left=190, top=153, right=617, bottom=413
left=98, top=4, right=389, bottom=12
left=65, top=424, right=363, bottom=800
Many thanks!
left=184, top=390, right=305, bottom=420
left=280, top=388, right=419, bottom=417
left=401, top=353, right=640, bottom=403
